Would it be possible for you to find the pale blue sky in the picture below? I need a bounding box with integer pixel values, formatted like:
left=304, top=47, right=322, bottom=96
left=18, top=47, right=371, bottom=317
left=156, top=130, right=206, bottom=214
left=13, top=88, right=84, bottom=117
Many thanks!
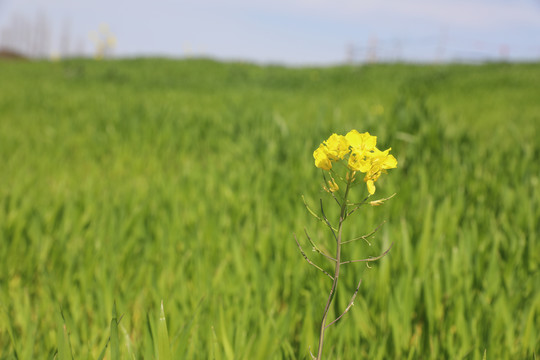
left=1, top=0, right=539, bottom=64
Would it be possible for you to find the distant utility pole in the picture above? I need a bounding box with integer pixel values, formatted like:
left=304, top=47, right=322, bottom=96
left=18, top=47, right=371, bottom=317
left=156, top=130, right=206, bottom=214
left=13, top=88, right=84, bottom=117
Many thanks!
left=367, top=36, right=378, bottom=63
left=499, top=44, right=510, bottom=61
left=435, top=29, right=447, bottom=63
left=393, top=39, right=402, bottom=62
left=0, top=12, right=51, bottom=58
left=60, top=20, right=71, bottom=57
left=345, top=43, right=355, bottom=64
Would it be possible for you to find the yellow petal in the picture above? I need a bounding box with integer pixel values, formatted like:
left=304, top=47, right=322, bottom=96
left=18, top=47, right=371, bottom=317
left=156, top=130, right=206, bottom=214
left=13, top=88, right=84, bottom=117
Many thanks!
left=366, top=179, right=376, bottom=195
left=315, top=155, right=332, bottom=170
left=347, top=150, right=371, bottom=172
left=325, top=134, right=350, bottom=160
left=363, top=132, right=377, bottom=150
left=346, top=130, right=377, bottom=151
left=313, top=145, right=332, bottom=170
left=383, top=154, right=398, bottom=169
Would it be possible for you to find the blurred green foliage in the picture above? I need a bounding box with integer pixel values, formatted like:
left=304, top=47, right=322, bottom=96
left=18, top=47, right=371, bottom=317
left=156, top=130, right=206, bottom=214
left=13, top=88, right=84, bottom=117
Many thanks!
left=0, top=59, right=538, bottom=359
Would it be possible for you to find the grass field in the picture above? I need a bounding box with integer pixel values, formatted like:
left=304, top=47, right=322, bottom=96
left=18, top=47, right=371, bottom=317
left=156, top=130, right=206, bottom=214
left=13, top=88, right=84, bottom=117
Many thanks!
left=0, top=58, right=539, bottom=359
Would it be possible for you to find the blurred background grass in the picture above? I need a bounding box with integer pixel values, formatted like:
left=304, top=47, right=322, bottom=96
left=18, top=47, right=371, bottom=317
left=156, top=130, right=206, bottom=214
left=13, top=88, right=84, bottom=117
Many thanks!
left=0, top=59, right=539, bottom=359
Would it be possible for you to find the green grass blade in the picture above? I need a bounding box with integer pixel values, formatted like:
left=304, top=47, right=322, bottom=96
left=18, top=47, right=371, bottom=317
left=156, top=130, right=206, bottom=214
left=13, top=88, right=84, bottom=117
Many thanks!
left=110, top=301, right=120, bottom=360
left=96, top=338, right=109, bottom=360
left=145, top=312, right=157, bottom=359
left=210, top=325, right=222, bottom=360
left=120, top=323, right=137, bottom=360
left=158, top=300, right=172, bottom=360
left=21, top=314, right=38, bottom=360
left=1, top=306, right=20, bottom=358
left=218, top=306, right=234, bottom=360
left=56, top=308, right=72, bottom=360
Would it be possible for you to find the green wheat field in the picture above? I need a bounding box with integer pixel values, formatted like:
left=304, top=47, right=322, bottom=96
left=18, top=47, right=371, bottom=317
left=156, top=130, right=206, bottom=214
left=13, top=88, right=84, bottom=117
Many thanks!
left=1, top=59, right=539, bottom=359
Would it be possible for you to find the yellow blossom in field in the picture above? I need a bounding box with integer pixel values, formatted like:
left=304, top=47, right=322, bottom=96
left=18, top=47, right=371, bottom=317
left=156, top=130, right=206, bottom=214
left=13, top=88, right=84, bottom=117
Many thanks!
left=313, top=129, right=396, bottom=195
left=345, top=130, right=377, bottom=152
left=313, top=133, right=349, bottom=169
left=348, top=149, right=371, bottom=172
left=363, top=148, right=398, bottom=194
left=324, top=134, right=349, bottom=160
left=345, top=130, right=378, bottom=172
left=314, top=144, right=332, bottom=170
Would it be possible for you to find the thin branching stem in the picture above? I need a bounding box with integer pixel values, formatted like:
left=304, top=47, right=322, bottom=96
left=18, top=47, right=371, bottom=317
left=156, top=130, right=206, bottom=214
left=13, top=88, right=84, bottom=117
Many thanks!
left=304, top=228, right=337, bottom=263
left=325, top=279, right=362, bottom=328
left=320, top=199, right=338, bottom=243
left=347, top=204, right=365, bottom=217
left=302, top=195, right=338, bottom=232
left=346, top=196, right=370, bottom=216
left=348, top=193, right=396, bottom=216
left=309, top=347, right=316, bottom=360
left=315, top=179, right=351, bottom=360
left=322, top=171, right=341, bottom=207
left=341, top=221, right=386, bottom=245
left=330, top=191, right=341, bottom=207
left=301, top=171, right=394, bottom=359
left=340, top=242, right=394, bottom=265
left=348, top=195, right=371, bottom=206
left=294, top=234, right=334, bottom=280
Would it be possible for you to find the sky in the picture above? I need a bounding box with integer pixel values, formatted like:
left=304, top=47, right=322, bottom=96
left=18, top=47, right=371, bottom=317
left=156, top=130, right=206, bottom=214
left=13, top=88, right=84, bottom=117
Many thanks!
left=0, top=0, right=539, bottom=65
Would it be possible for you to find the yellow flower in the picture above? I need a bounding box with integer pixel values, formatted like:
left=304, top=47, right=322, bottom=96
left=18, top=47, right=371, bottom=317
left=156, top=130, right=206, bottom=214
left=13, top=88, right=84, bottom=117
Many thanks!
left=324, top=134, right=349, bottom=161
left=313, top=131, right=397, bottom=195
left=348, top=149, right=371, bottom=172
left=345, top=130, right=378, bottom=172
left=370, top=147, right=398, bottom=173
left=363, top=147, right=398, bottom=194
left=345, top=130, right=377, bottom=152
left=313, top=134, right=349, bottom=170
left=313, top=144, right=332, bottom=170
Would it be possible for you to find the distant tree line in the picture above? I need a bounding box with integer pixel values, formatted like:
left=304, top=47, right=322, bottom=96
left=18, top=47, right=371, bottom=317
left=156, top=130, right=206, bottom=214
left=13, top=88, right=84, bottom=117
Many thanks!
left=0, top=12, right=84, bottom=59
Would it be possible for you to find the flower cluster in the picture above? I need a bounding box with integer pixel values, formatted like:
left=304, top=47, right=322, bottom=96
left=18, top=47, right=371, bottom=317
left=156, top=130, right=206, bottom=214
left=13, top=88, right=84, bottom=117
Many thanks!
left=313, top=130, right=397, bottom=195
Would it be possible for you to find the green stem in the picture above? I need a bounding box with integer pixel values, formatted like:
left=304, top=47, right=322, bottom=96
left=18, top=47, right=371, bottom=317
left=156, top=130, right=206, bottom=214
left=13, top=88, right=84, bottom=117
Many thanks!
left=316, top=175, right=352, bottom=360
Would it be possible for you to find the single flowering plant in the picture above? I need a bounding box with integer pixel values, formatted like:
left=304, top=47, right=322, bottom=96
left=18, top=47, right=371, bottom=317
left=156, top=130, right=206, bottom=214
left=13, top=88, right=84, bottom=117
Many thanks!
left=295, top=129, right=397, bottom=360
